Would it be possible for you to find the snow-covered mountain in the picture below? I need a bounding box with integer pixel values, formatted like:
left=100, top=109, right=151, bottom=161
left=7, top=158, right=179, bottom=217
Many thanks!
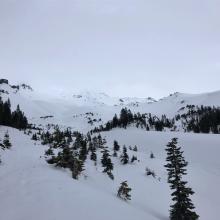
left=1, top=78, right=220, bottom=220
left=1, top=79, right=220, bottom=131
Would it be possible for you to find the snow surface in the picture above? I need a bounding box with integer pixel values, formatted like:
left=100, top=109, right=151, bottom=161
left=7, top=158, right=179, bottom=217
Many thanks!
left=0, top=126, right=220, bottom=220
left=1, top=81, right=220, bottom=219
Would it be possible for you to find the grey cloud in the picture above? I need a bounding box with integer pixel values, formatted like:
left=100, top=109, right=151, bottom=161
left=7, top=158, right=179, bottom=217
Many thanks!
left=0, top=0, right=220, bottom=99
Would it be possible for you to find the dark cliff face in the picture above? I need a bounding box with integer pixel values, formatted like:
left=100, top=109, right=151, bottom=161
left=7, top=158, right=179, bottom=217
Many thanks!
left=0, top=79, right=9, bottom=84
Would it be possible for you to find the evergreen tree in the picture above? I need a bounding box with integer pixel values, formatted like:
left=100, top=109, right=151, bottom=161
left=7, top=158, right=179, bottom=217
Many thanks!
left=71, top=152, right=85, bottom=180
left=117, top=181, right=131, bottom=201
left=11, top=105, right=28, bottom=129
left=130, top=155, right=137, bottom=163
left=45, top=147, right=54, bottom=156
left=145, top=167, right=156, bottom=178
left=120, top=146, right=129, bottom=164
left=3, top=131, right=12, bottom=148
left=120, top=108, right=129, bottom=128
left=31, top=133, right=38, bottom=141
left=150, top=151, right=155, bottom=159
left=97, top=134, right=104, bottom=148
left=113, top=140, right=120, bottom=151
left=112, top=114, right=119, bottom=127
left=79, top=139, right=87, bottom=162
left=90, top=142, right=97, bottom=165
left=2, top=99, right=12, bottom=126
left=133, top=145, right=138, bottom=152
left=113, top=140, right=120, bottom=157
left=101, top=147, right=114, bottom=180
left=164, top=138, right=199, bottom=220
left=0, top=138, right=5, bottom=150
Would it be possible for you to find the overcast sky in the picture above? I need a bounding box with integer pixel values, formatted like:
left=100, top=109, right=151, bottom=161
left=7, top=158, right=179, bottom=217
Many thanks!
left=0, top=0, right=220, bottom=98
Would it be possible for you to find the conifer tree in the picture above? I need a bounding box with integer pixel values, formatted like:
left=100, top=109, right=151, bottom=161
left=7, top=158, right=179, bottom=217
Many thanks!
left=120, top=146, right=129, bottom=164
left=90, top=143, right=97, bottom=165
left=31, top=133, right=38, bottom=141
left=71, top=152, right=85, bottom=180
left=101, top=147, right=114, bottom=180
left=113, top=140, right=120, bottom=157
left=150, top=151, right=155, bottom=159
left=131, top=155, right=137, bottom=163
left=164, top=138, right=199, bottom=220
left=117, top=181, right=131, bottom=201
left=3, top=131, right=12, bottom=148
left=45, top=147, right=54, bottom=156
left=112, top=114, right=119, bottom=127
left=79, top=139, right=87, bottom=162
left=0, top=138, right=5, bottom=150
left=133, top=145, right=138, bottom=152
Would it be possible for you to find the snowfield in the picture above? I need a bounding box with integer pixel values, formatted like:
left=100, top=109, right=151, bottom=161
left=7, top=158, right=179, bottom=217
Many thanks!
left=1, top=126, right=220, bottom=220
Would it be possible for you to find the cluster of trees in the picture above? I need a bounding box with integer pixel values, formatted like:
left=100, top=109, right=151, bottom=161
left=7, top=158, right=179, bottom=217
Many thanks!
left=44, top=131, right=89, bottom=179
left=91, top=108, right=174, bottom=133
left=41, top=127, right=73, bottom=148
left=40, top=128, right=115, bottom=180
left=38, top=126, right=142, bottom=181
left=177, top=105, right=220, bottom=134
left=90, top=105, right=220, bottom=135
left=112, top=140, right=139, bottom=164
left=47, top=146, right=85, bottom=179
left=0, top=97, right=28, bottom=129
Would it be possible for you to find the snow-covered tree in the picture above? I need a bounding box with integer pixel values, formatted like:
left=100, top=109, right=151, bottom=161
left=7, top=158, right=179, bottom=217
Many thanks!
left=3, top=131, right=12, bottom=148
left=101, top=147, right=114, bottom=180
left=117, top=181, right=131, bottom=201
left=120, top=146, right=129, bottom=164
left=113, top=140, right=120, bottom=157
left=133, top=145, right=138, bottom=152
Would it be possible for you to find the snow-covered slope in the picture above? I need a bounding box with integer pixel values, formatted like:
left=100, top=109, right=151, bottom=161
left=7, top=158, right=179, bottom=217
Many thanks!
left=135, top=91, right=220, bottom=117
left=0, top=126, right=220, bottom=220
left=1, top=79, right=220, bottom=220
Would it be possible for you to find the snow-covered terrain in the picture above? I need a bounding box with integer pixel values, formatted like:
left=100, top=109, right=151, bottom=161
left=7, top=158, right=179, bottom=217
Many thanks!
left=0, top=127, right=220, bottom=220
left=1, top=80, right=220, bottom=131
left=1, top=79, right=220, bottom=220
